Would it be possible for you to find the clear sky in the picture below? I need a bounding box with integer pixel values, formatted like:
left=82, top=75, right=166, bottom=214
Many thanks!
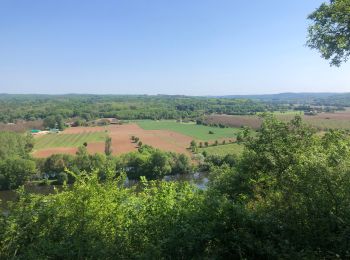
left=0, top=0, right=349, bottom=95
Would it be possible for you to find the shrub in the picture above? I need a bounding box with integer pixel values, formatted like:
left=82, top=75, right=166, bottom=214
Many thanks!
left=190, top=140, right=197, bottom=152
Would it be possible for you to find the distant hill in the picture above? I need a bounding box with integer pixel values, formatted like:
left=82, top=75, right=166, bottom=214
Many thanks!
left=216, top=92, right=350, bottom=106
left=217, top=92, right=343, bottom=100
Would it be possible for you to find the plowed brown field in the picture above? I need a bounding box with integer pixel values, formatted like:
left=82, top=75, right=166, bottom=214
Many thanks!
left=205, top=109, right=350, bottom=131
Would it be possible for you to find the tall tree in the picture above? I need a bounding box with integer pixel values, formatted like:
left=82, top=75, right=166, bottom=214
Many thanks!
left=104, top=136, right=113, bottom=156
left=307, top=0, right=350, bottom=66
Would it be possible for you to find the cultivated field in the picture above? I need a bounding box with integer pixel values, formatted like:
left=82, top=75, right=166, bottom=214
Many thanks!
left=35, top=131, right=107, bottom=150
left=136, top=120, right=240, bottom=141
left=32, top=111, right=349, bottom=159
left=198, top=143, right=244, bottom=156
left=204, top=115, right=262, bottom=129
left=33, top=128, right=108, bottom=157
left=278, top=110, right=350, bottom=130
left=33, top=123, right=194, bottom=158
left=33, top=121, right=243, bottom=158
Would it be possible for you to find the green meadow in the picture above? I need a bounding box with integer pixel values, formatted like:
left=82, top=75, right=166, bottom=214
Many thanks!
left=136, top=120, right=241, bottom=141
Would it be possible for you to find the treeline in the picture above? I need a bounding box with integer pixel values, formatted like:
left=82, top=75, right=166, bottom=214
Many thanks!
left=36, top=145, right=192, bottom=185
left=1, top=94, right=349, bottom=126
left=2, top=116, right=350, bottom=258
left=0, top=94, right=280, bottom=124
left=225, top=92, right=350, bottom=108
left=0, top=132, right=193, bottom=191
left=314, top=93, right=350, bottom=108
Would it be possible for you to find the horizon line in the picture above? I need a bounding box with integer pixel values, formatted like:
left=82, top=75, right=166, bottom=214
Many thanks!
left=1, top=91, right=350, bottom=97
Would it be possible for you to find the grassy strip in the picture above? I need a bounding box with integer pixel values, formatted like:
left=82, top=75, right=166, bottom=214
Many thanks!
left=198, top=143, right=244, bottom=156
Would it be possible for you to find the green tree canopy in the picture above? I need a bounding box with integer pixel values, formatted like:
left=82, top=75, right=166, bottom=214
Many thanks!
left=307, top=0, right=350, bottom=66
left=0, top=157, right=36, bottom=190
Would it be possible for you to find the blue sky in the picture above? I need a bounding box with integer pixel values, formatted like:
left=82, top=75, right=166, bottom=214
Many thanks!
left=0, top=0, right=349, bottom=95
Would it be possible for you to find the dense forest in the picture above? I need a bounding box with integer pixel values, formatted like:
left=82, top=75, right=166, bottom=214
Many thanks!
left=1, top=93, right=349, bottom=126
left=0, top=94, right=273, bottom=123
left=1, top=116, right=350, bottom=258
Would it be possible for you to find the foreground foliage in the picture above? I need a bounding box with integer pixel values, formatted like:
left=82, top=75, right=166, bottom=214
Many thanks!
left=210, top=116, right=350, bottom=258
left=0, top=173, right=209, bottom=259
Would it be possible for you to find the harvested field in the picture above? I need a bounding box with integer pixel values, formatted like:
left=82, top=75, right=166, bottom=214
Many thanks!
left=277, top=110, right=350, bottom=130
left=204, top=115, right=262, bottom=129
left=0, top=120, right=43, bottom=133
left=206, top=110, right=350, bottom=131
left=108, top=124, right=193, bottom=155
